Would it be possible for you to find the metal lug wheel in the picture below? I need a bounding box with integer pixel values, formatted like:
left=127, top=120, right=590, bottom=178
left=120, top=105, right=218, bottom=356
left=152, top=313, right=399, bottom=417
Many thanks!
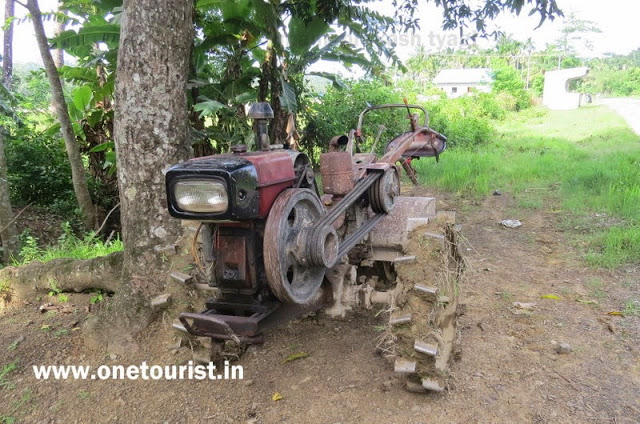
left=264, top=189, right=329, bottom=304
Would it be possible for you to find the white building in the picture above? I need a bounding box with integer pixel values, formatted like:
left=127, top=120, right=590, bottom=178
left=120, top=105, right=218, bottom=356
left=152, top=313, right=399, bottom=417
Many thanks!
left=433, top=68, right=493, bottom=98
left=542, top=67, right=589, bottom=110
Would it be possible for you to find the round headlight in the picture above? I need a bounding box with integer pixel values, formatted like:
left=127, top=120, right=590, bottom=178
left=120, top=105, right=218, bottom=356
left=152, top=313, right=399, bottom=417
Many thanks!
left=174, top=180, right=228, bottom=213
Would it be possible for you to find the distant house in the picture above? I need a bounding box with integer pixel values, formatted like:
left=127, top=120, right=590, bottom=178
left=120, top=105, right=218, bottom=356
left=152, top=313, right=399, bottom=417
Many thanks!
left=433, top=68, right=493, bottom=98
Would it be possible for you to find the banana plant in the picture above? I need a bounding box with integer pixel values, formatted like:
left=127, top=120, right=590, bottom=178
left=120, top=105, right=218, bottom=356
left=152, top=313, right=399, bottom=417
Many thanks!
left=46, top=0, right=416, bottom=158
left=193, top=0, right=411, bottom=151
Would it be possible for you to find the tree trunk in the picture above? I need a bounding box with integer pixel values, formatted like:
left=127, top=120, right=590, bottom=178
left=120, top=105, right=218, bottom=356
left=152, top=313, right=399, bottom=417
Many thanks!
left=26, top=0, right=98, bottom=231
left=0, top=0, right=18, bottom=263
left=3, top=0, right=14, bottom=89
left=114, top=0, right=192, bottom=278
left=81, top=0, right=194, bottom=354
left=0, top=251, right=123, bottom=302
left=52, top=6, right=65, bottom=69
left=0, top=129, right=19, bottom=264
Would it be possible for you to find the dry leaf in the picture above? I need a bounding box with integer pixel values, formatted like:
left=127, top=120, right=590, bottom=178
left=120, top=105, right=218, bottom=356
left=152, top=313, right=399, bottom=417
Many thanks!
left=272, top=392, right=283, bottom=401
left=607, top=311, right=624, bottom=316
left=513, top=302, right=537, bottom=310
left=283, top=352, right=309, bottom=363
left=541, top=294, right=561, bottom=300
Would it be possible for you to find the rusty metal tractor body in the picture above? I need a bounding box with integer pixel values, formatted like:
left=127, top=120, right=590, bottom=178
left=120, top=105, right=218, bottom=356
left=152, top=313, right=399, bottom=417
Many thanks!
left=165, top=101, right=447, bottom=345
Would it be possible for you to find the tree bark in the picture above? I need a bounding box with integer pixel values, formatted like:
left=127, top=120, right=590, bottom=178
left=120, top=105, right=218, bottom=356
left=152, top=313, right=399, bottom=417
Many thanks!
left=3, top=0, right=14, bottom=89
left=0, top=129, right=19, bottom=264
left=81, top=0, right=194, bottom=354
left=114, top=0, right=193, bottom=278
left=0, top=252, right=123, bottom=302
left=25, top=0, right=98, bottom=231
left=0, top=1, right=18, bottom=263
left=52, top=6, right=65, bottom=69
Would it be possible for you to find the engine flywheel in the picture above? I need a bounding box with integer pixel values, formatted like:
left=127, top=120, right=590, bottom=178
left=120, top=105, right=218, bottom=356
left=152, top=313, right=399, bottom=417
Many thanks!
left=264, top=189, right=334, bottom=304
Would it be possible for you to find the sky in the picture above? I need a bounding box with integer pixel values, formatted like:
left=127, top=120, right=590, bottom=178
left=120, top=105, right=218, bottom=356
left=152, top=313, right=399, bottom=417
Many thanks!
left=382, top=0, right=640, bottom=59
left=5, top=0, right=639, bottom=67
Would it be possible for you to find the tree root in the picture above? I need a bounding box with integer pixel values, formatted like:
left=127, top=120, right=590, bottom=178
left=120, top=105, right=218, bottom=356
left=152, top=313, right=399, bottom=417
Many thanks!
left=0, top=251, right=123, bottom=303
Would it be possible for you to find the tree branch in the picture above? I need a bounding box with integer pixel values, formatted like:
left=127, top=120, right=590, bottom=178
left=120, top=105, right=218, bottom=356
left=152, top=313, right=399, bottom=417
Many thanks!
left=95, top=202, right=120, bottom=236
left=0, top=202, right=31, bottom=233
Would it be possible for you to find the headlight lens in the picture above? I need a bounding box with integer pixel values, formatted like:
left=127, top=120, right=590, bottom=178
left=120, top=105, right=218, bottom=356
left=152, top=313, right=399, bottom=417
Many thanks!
left=174, top=180, right=228, bottom=213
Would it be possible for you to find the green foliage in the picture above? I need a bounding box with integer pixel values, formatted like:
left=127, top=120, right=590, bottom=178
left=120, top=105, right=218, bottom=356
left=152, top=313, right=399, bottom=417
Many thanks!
left=90, top=292, right=104, bottom=304
left=15, top=222, right=123, bottom=266
left=0, top=388, right=33, bottom=424
left=586, top=227, right=640, bottom=268
left=0, top=361, right=18, bottom=390
left=624, top=298, right=640, bottom=316
left=492, top=66, right=531, bottom=110
left=529, top=74, right=545, bottom=96
left=12, top=68, right=54, bottom=127
left=50, top=23, right=120, bottom=50
left=304, top=78, right=505, bottom=160
left=304, top=79, right=414, bottom=156
left=584, top=67, right=640, bottom=97
left=47, top=280, right=62, bottom=298
left=435, top=0, right=562, bottom=36
left=288, top=16, right=329, bottom=56
left=426, top=98, right=495, bottom=147
left=45, top=280, right=70, bottom=303
left=0, top=281, right=9, bottom=296
left=54, top=329, right=70, bottom=338
left=5, top=131, right=76, bottom=211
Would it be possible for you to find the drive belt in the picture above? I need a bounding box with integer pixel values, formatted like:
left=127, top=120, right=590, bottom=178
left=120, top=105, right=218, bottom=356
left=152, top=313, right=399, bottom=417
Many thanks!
left=309, top=170, right=385, bottom=260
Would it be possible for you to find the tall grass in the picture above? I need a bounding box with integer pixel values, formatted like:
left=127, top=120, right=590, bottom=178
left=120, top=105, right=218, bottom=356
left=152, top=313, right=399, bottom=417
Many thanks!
left=414, top=105, right=640, bottom=268
left=13, top=223, right=123, bottom=266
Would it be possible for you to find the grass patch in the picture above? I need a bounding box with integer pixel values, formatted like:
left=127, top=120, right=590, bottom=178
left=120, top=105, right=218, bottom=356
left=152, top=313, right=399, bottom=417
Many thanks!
left=415, top=105, right=640, bottom=267
left=0, top=281, right=10, bottom=304
left=585, top=227, right=640, bottom=268
left=0, top=388, right=33, bottom=423
left=497, top=290, right=513, bottom=301
left=14, top=222, right=123, bottom=266
left=0, top=361, right=18, bottom=390
left=624, top=298, right=640, bottom=316
left=586, top=278, right=606, bottom=300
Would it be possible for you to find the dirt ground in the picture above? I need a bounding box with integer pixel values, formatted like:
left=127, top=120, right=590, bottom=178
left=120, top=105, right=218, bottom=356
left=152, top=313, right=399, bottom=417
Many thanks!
left=1, top=186, right=639, bottom=423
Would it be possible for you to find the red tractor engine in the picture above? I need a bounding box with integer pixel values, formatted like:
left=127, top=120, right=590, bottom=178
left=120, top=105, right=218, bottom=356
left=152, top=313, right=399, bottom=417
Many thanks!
left=165, top=102, right=464, bottom=392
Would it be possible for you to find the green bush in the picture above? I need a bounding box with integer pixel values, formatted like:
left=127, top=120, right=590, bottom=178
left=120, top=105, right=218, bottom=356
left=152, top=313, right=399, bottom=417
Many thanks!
left=5, top=132, right=76, bottom=210
left=426, top=98, right=494, bottom=147
left=495, top=92, right=518, bottom=112
left=492, top=67, right=531, bottom=110
left=303, top=79, right=415, bottom=157
left=585, top=67, right=640, bottom=96
left=304, top=78, right=503, bottom=155
left=529, top=74, right=545, bottom=97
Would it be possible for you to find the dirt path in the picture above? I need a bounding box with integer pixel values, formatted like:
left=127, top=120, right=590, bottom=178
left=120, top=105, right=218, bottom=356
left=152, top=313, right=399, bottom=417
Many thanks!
left=600, top=98, right=640, bottom=135
left=1, top=190, right=639, bottom=423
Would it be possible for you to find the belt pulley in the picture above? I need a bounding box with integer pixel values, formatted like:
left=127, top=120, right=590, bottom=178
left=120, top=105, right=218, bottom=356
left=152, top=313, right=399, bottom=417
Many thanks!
left=264, top=168, right=400, bottom=305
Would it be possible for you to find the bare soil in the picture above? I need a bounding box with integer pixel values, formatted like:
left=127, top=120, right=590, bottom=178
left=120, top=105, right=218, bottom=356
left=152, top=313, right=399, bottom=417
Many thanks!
left=1, top=187, right=639, bottom=423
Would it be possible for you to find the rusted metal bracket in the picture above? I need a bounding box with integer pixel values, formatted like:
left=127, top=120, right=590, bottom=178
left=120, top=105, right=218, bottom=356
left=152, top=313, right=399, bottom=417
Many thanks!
left=178, top=301, right=279, bottom=343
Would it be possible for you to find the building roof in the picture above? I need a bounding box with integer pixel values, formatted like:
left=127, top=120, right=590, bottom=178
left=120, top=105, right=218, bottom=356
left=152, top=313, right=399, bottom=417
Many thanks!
left=433, top=68, right=493, bottom=85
